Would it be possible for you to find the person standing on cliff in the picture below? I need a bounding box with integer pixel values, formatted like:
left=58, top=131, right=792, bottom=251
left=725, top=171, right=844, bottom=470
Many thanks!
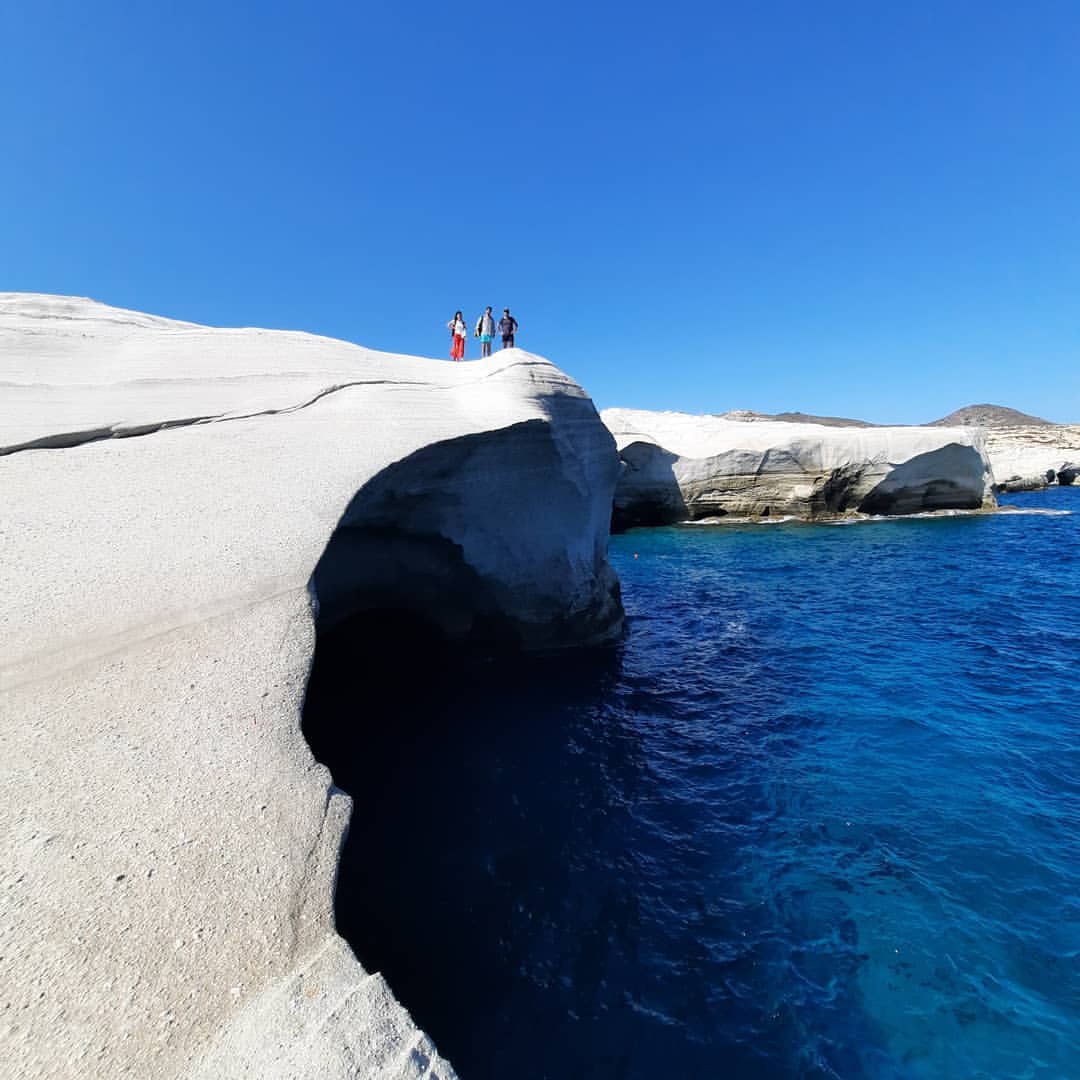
left=474, top=306, right=496, bottom=358
left=447, top=310, right=466, bottom=361
left=498, top=308, right=518, bottom=349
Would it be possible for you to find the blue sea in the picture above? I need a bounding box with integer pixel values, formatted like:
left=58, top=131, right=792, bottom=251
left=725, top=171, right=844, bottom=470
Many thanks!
left=307, top=487, right=1080, bottom=1079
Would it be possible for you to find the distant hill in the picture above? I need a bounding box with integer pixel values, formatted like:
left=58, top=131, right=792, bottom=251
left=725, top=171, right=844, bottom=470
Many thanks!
left=712, top=404, right=1063, bottom=429
left=930, top=404, right=1056, bottom=428
left=718, top=409, right=873, bottom=427
left=768, top=410, right=873, bottom=427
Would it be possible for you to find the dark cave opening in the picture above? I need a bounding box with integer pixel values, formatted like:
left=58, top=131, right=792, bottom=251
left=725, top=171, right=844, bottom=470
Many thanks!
left=301, top=606, right=465, bottom=978
left=300, top=597, right=625, bottom=1077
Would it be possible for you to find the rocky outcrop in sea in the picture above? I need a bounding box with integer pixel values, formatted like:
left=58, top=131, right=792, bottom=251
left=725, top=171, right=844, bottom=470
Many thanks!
left=982, top=427, right=1080, bottom=492
left=602, top=408, right=995, bottom=528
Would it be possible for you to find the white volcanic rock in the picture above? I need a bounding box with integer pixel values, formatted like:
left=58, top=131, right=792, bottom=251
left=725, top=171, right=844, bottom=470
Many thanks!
left=601, top=408, right=995, bottom=526
left=982, top=425, right=1080, bottom=490
left=0, top=294, right=623, bottom=1080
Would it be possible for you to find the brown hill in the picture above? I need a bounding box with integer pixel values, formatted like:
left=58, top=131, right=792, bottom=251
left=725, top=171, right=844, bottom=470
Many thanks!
left=930, top=404, right=1056, bottom=428
left=769, top=411, right=874, bottom=427
left=717, top=409, right=873, bottom=427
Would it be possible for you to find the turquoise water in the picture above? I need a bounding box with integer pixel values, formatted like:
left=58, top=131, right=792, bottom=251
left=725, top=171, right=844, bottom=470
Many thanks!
left=312, top=488, right=1080, bottom=1079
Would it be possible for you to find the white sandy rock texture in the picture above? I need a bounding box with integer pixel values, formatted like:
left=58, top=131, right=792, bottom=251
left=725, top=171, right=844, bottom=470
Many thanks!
left=602, top=408, right=995, bottom=527
left=0, top=294, right=624, bottom=1080
left=982, top=426, right=1080, bottom=491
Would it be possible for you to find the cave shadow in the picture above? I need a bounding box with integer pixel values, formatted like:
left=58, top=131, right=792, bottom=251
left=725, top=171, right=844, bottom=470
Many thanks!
left=300, top=423, right=631, bottom=1074
left=301, top=605, right=628, bottom=1075
left=310, top=422, right=551, bottom=648
left=859, top=444, right=986, bottom=514
left=612, top=442, right=689, bottom=532
left=311, top=417, right=623, bottom=651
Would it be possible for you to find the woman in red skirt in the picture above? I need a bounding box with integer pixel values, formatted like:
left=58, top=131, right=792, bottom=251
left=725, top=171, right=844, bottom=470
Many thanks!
left=448, top=310, right=466, bottom=361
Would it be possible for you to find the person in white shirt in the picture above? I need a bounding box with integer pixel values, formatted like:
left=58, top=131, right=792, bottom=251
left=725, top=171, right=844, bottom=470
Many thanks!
left=447, top=310, right=467, bottom=361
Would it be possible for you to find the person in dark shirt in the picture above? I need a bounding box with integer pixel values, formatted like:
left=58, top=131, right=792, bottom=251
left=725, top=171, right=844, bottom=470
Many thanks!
left=498, top=308, right=519, bottom=349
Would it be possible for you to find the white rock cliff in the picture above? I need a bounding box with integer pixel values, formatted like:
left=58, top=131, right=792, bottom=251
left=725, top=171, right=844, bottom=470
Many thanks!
left=602, top=408, right=995, bottom=527
left=0, top=294, right=623, bottom=1079
left=982, top=425, right=1080, bottom=491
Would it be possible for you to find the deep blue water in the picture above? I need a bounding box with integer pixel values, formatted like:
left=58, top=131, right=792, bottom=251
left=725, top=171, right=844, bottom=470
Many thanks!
left=310, top=488, right=1080, bottom=1079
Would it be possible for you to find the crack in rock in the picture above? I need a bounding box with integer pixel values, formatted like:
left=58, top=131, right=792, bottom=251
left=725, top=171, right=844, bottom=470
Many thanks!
left=0, top=379, right=409, bottom=457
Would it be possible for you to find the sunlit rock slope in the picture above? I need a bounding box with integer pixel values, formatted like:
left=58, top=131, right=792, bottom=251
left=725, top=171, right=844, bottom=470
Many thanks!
left=0, top=293, right=623, bottom=1080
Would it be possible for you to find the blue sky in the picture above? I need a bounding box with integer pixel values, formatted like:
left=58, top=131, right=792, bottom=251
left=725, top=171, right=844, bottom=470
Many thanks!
left=4, top=1, right=1078, bottom=423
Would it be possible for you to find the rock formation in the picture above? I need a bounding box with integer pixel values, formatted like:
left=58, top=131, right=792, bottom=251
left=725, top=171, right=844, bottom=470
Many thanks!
left=0, top=294, right=623, bottom=1079
left=982, top=426, right=1080, bottom=491
left=602, top=408, right=995, bottom=528
left=926, top=404, right=1080, bottom=491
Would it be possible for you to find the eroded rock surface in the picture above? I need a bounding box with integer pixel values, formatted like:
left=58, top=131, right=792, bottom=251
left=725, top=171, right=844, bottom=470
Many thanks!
left=983, top=425, right=1080, bottom=491
left=0, top=293, right=623, bottom=1080
left=602, top=408, right=995, bottom=527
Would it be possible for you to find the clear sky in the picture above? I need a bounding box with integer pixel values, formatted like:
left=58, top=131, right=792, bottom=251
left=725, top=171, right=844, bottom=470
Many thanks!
left=4, top=1, right=1078, bottom=423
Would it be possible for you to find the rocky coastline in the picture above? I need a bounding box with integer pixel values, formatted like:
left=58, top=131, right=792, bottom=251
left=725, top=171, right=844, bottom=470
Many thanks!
left=2, top=294, right=1073, bottom=1079
left=599, top=404, right=1078, bottom=530
left=602, top=408, right=996, bottom=530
